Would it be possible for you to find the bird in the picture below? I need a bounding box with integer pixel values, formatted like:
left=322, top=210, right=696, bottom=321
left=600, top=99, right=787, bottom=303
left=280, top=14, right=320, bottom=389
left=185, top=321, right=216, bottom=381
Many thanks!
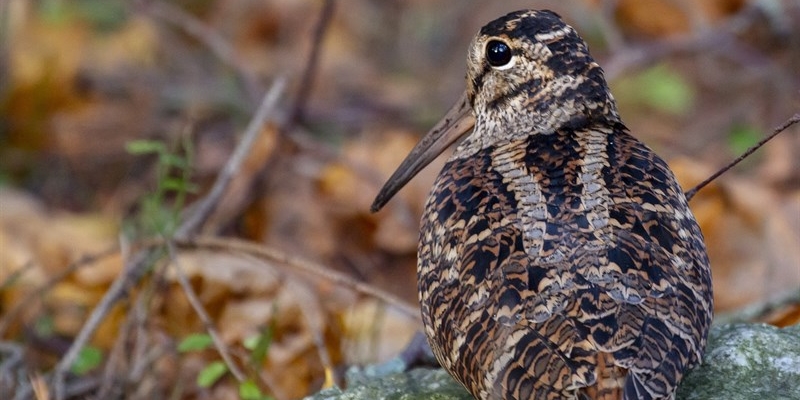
left=370, top=9, right=713, bottom=400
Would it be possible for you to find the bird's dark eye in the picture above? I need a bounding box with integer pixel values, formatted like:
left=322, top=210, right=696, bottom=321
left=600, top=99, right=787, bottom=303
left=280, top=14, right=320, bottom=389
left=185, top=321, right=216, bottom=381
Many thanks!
left=486, top=40, right=512, bottom=67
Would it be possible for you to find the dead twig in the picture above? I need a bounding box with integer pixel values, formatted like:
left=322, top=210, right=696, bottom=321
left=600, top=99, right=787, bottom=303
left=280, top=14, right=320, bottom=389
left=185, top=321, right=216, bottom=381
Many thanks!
left=286, top=0, right=336, bottom=128
left=52, top=248, right=155, bottom=400
left=95, top=256, right=166, bottom=399
left=175, top=236, right=421, bottom=320
left=177, top=77, right=287, bottom=237
left=0, top=245, right=120, bottom=337
left=602, top=3, right=766, bottom=81
left=0, top=341, right=24, bottom=392
left=685, top=113, right=800, bottom=201
left=714, top=287, right=800, bottom=326
left=126, top=262, right=161, bottom=391
left=52, top=78, right=287, bottom=399
left=0, top=260, right=35, bottom=291
left=166, top=240, right=247, bottom=382
left=290, top=280, right=337, bottom=392
left=141, top=0, right=262, bottom=105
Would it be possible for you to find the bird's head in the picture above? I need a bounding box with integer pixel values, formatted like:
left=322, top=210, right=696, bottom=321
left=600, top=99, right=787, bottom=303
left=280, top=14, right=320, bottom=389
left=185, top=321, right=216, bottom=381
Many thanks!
left=462, top=9, right=618, bottom=150
left=371, top=10, right=618, bottom=212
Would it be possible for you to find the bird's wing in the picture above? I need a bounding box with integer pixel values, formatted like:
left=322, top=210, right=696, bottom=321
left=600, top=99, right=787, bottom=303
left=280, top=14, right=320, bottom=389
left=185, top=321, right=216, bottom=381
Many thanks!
left=588, top=129, right=712, bottom=399
left=418, top=126, right=711, bottom=400
left=420, top=145, right=588, bottom=399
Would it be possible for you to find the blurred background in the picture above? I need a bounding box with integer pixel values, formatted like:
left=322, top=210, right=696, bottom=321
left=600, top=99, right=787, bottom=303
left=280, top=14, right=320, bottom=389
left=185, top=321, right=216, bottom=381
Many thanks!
left=1, top=0, right=798, bottom=399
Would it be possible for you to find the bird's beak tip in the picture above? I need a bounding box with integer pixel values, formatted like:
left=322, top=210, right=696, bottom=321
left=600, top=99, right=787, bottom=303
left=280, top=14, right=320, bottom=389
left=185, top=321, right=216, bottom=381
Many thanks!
left=370, top=92, right=474, bottom=212
left=369, top=202, right=382, bottom=213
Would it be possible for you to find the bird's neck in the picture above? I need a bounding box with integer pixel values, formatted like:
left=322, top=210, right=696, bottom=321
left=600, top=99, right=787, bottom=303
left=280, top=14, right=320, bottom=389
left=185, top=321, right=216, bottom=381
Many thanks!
left=453, top=105, right=619, bottom=162
left=487, top=124, right=615, bottom=260
left=455, top=68, right=620, bottom=161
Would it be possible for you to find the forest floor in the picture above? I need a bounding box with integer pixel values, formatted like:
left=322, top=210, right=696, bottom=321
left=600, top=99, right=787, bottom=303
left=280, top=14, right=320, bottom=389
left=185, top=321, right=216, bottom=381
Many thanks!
left=1, top=1, right=799, bottom=399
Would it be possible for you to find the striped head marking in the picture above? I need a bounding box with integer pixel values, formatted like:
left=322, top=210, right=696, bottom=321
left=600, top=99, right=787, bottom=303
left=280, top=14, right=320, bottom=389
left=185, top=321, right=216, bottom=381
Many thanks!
left=371, top=10, right=620, bottom=212
left=460, top=10, right=619, bottom=154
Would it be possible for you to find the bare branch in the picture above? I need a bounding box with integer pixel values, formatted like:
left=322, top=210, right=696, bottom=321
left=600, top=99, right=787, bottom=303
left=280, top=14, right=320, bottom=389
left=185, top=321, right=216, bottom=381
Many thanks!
left=714, top=287, right=800, bottom=326
left=141, top=0, right=263, bottom=105
left=287, top=0, right=336, bottom=127
left=51, top=77, right=287, bottom=399
left=166, top=241, right=247, bottom=381
left=177, top=77, right=287, bottom=237
left=176, top=236, right=421, bottom=320
left=685, top=113, right=800, bottom=201
left=0, top=246, right=120, bottom=337
left=0, top=341, right=24, bottom=391
left=602, top=3, right=765, bottom=81
left=52, top=249, right=154, bottom=400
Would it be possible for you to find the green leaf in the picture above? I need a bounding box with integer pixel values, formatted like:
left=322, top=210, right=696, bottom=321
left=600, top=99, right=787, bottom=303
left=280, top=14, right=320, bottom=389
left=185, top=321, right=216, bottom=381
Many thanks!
left=728, top=124, right=761, bottom=156
left=238, top=380, right=264, bottom=400
left=71, top=346, right=103, bottom=375
left=197, top=361, right=228, bottom=388
left=39, top=0, right=69, bottom=23
left=161, top=178, right=191, bottom=192
left=611, top=64, right=695, bottom=116
left=248, top=329, right=272, bottom=366
left=246, top=310, right=277, bottom=366
left=159, top=178, right=198, bottom=193
left=638, top=65, right=694, bottom=115
left=33, top=315, right=55, bottom=337
left=177, top=333, right=214, bottom=353
left=126, top=140, right=166, bottom=155
left=160, top=153, right=190, bottom=169
left=73, top=0, right=128, bottom=32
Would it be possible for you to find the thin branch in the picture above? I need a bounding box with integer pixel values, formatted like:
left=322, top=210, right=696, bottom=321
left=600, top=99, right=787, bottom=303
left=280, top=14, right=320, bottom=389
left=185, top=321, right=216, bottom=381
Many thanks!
left=294, top=281, right=337, bottom=391
left=176, top=236, right=421, bottom=320
left=128, top=236, right=419, bottom=318
left=50, top=76, right=285, bottom=398
left=141, top=0, right=262, bottom=105
left=177, top=77, right=287, bottom=237
left=685, top=113, right=800, bottom=201
left=714, top=287, right=800, bottom=326
left=166, top=241, right=246, bottom=381
left=0, top=341, right=24, bottom=389
left=126, top=262, right=162, bottom=386
left=0, top=245, right=120, bottom=337
left=52, top=249, right=155, bottom=400
left=95, top=297, right=134, bottom=398
left=0, top=260, right=34, bottom=291
left=601, top=3, right=764, bottom=81
left=287, top=0, right=336, bottom=127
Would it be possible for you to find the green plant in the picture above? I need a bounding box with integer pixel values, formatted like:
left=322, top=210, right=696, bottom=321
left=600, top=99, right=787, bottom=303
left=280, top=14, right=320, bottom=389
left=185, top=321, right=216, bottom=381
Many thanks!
left=71, top=346, right=103, bottom=375
left=727, top=123, right=762, bottom=158
left=125, top=139, right=197, bottom=237
left=177, top=326, right=276, bottom=400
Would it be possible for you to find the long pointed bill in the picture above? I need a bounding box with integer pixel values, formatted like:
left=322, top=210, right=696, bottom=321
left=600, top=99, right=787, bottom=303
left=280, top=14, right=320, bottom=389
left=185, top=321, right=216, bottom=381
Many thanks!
left=371, top=91, right=475, bottom=212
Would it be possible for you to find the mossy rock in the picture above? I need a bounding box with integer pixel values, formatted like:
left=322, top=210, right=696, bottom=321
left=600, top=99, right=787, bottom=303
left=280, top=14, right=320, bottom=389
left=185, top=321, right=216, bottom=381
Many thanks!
left=307, top=323, right=800, bottom=400
left=677, top=323, right=800, bottom=400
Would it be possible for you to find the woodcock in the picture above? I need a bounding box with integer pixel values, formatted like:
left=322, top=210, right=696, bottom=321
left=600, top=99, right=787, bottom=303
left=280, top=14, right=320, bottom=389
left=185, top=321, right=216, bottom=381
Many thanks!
left=371, top=9, right=713, bottom=400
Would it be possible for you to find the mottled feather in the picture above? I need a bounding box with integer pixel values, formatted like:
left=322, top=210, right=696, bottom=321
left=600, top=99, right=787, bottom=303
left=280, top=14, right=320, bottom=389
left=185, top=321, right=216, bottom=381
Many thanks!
left=415, top=9, right=713, bottom=400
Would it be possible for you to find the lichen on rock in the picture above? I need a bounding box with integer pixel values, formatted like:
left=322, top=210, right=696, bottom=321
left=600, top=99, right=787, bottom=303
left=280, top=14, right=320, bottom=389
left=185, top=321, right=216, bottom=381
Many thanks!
left=307, top=323, right=800, bottom=400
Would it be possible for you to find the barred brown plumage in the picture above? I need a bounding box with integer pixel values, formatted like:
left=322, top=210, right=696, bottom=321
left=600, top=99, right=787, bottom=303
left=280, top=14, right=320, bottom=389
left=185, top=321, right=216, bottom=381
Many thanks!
left=371, top=9, right=713, bottom=400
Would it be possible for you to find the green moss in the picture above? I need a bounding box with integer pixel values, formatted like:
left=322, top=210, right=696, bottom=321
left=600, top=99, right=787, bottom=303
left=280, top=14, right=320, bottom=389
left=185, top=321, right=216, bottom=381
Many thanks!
left=308, top=324, right=800, bottom=400
left=678, top=323, right=800, bottom=400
